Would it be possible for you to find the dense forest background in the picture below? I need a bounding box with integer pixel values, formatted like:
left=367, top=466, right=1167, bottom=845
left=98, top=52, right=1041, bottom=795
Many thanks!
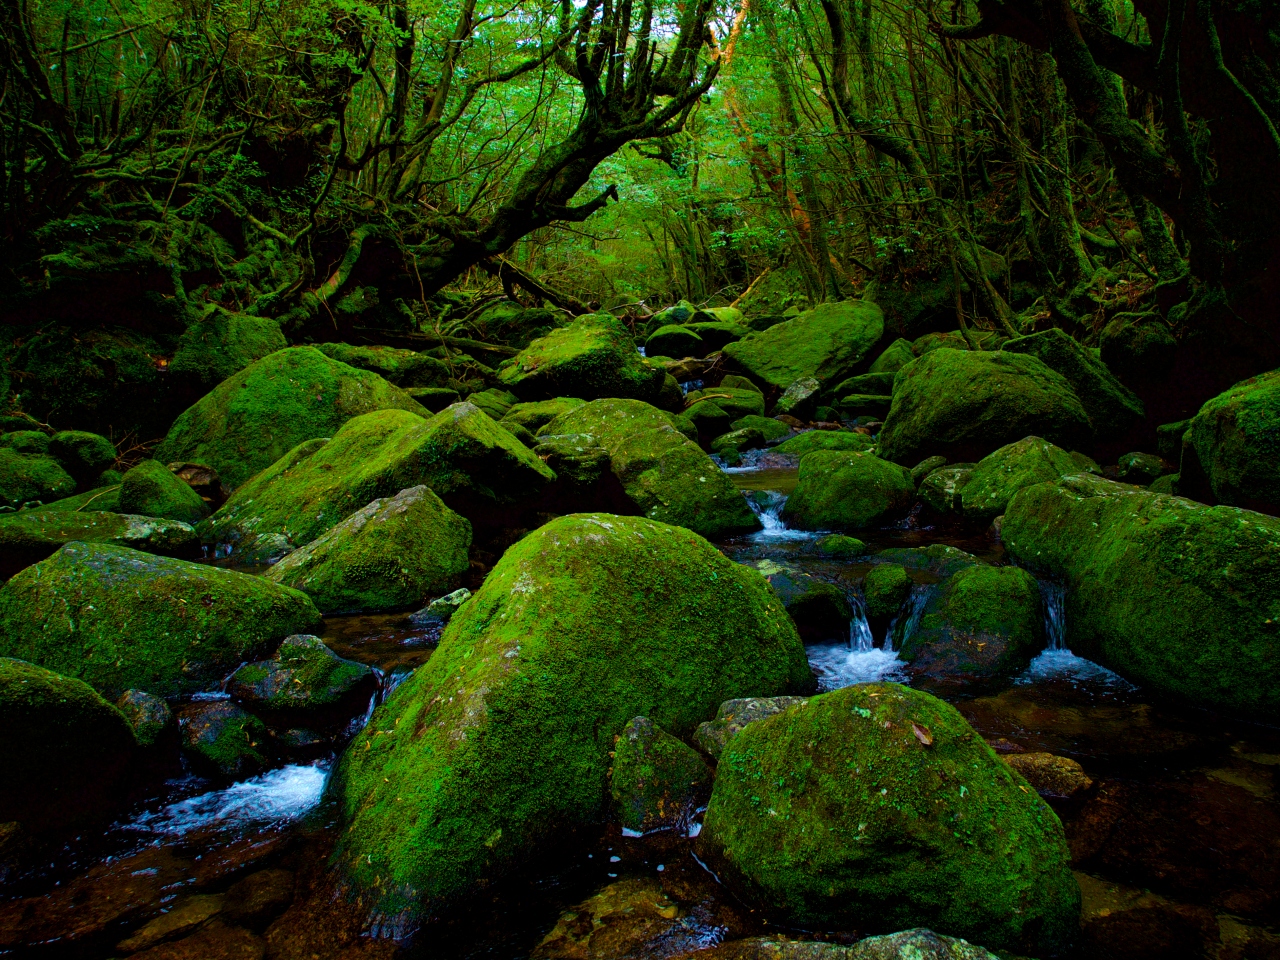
left=2, top=0, right=1279, bottom=444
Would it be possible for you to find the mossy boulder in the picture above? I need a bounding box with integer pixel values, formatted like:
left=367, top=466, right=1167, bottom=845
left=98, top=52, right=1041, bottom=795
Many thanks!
left=868, top=338, right=915, bottom=374
left=876, top=545, right=985, bottom=578
left=1003, top=473, right=1280, bottom=720
left=723, top=302, right=885, bottom=391
left=201, top=405, right=552, bottom=563
left=179, top=700, right=270, bottom=780
left=228, top=635, right=374, bottom=721
left=711, top=428, right=766, bottom=458
left=958, top=437, right=1079, bottom=523
left=610, top=716, right=712, bottom=835
left=155, top=347, right=429, bottom=490
left=828, top=372, right=897, bottom=398
left=731, top=415, right=790, bottom=443
left=468, top=305, right=567, bottom=349
left=686, top=386, right=767, bottom=421
left=772, top=431, right=874, bottom=457
left=264, top=485, right=471, bottom=614
left=697, top=683, right=1080, bottom=955
left=1183, top=369, right=1280, bottom=515
left=0, top=542, right=321, bottom=698
left=466, top=387, right=519, bottom=421
left=1116, top=451, right=1169, bottom=485
left=814, top=534, right=867, bottom=558
left=685, top=321, right=750, bottom=352
left=0, top=509, right=198, bottom=579
left=0, top=450, right=77, bottom=509
left=115, top=689, right=175, bottom=750
left=118, top=459, right=210, bottom=525
left=646, top=325, right=703, bottom=359
left=503, top=398, right=585, bottom=433
left=169, top=312, right=288, bottom=387
left=543, top=400, right=759, bottom=539
left=47, top=431, right=117, bottom=484
left=37, top=483, right=120, bottom=513
left=754, top=559, right=852, bottom=643
left=774, top=376, right=822, bottom=419
left=782, top=451, right=914, bottom=531
left=918, top=466, right=975, bottom=516
left=0, top=658, right=137, bottom=828
left=879, top=349, right=1092, bottom=465
left=693, top=696, right=811, bottom=759
left=315, top=343, right=449, bottom=387
left=864, top=564, right=911, bottom=620
left=837, top=395, right=892, bottom=419
left=1100, top=313, right=1178, bottom=385
left=499, top=314, right=665, bottom=402
left=1002, top=328, right=1144, bottom=442
left=645, top=300, right=698, bottom=334
left=0, top=431, right=49, bottom=455
left=331, top=513, right=811, bottom=924
left=898, top=566, right=1044, bottom=688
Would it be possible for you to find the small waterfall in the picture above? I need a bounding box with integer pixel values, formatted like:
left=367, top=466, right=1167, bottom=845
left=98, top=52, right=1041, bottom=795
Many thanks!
left=747, top=490, right=789, bottom=538
left=1041, top=581, right=1067, bottom=650
left=849, top=592, right=875, bottom=652
left=888, top=583, right=932, bottom=651
left=807, top=589, right=907, bottom=689
left=1019, top=579, right=1134, bottom=687
left=680, top=379, right=705, bottom=396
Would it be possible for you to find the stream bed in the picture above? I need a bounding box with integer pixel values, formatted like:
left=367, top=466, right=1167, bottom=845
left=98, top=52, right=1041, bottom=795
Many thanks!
left=2, top=467, right=1279, bottom=959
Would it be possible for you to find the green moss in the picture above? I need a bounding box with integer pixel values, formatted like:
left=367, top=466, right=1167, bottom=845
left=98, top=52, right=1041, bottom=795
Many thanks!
left=228, top=634, right=373, bottom=714
left=502, top=398, right=586, bottom=433
left=782, top=451, right=914, bottom=531
left=1002, top=328, right=1143, bottom=441
left=722, top=301, right=885, bottom=390
left=0, top=509, right=198, bottom=578
left=918, top=465, right=975, bottom=516
left=1116, top=451, right=1168, bottom=485
left=498, top=314, right=664, bottom=402
left=118, top=459, right=210, bottom=524
left=0, top=450, right=75, bottom=508
left=0, top=431, right=50, bottom=455
left=315, top=343, right=449, bottom=387
left=264, top=485, right=471, bottom=614
left=37, top=484, right=121, bottom=513
left=331, top=513, right=811, bottom=923
left=1186, top=369, right=1280, bottom=514
left=686, top=386, right=766, bottom=421
left=836, top=395, right=892, bottom=419
left=0, top=658, right=137, bottom=827
left=201, top=404, right=552, bottom=563
left=773, top=431, right=874, bottom=457
left=48, top=430, right=116, bottom=482
left=466, top=387, right=520, bottom=421
left=959, top=436, right=1079, bottom=522
left=814, top=534, right=867, bottom=558
left=155, top=346, right=429, bottom=490
left=875, top=544, right=985, bottom=578
left=0, top=542, right=321, bottom=698
left=828, top=372, right=896, bottom=398
left=756, top=561, right=852, bottom=642
left=1004, top=473, right=1280, bottom=720
left=867, top=338, right=915, bottom=374
left=646, top=325, right=703, bottom=359
left=180, top=701, right=270, bottom=780
left=610, top=716, right=712, bottom=834
left=898, top=566, right=1043, bottom=684
left=711, top=428, right=765, bottom=457
left=684, top=321, right=749, bottom=352
left=169, top=312, right=288, bottom=387
left=543, top=400, right=759, bottom=539
left=466, top=305, right=566, bottom=349
left=879, top=349, right=1092, bottom=465
left=730, top=415, right=790, bottom=443
left=697, top=683, right=1079, bottom=955
left=864, top=564, right=911, bottom=619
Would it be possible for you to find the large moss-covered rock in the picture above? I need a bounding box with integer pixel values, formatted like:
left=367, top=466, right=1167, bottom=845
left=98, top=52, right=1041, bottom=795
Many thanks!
left=201, top=404, right=553, bottom=563
left=542, top=400, right=759, bottom=538
left=1002, top=328, right=1143, bottom=442
left=169, top=312, right=288, bottom=387
left=155, top=347, right=429, bottom=490
left=782, top=451, right=914, bottom=531
left=0, top=509, right=198, bottom=579
left=685, top=385, right=767, bottom=421
left=315, top=343, right=449, bottom=387
left=498, top=314, right=665, bottom=402
left=228, top=635, right=374, bottom=720
left=610, top=716, right=712, bottom=835
left=0, top=450, right=75, bottom=508
left=504, top=398, right=585, bottom=433
left=0, top=658, right=137, bottom=827
left=898, top=566, right=1043, bottom=687
left=958, top=437, right=1079, bottom=522
left=48, top=431, right=116, bottom=485
left=772, top=431, right=874, bottom=457
left=879, top=349, right=1092, bottom=465
left=723, top=302, right=885, bottom=390
left=697, top=684, right=1079, bottom=955
left=1004, top=473, right=1280, bottom=720
left=118, top=459, right=210, bottom=525
left=0, top=543, right=321, bottom=698
left=331, top=514, right=811, bottom=925
left=1184, top=369, right=1280, bottom=515
left=646, top=325, right=703, bottom=359
left=264, top=485, right=471, bottom=614
left=868, top=338, right=915, bottom=374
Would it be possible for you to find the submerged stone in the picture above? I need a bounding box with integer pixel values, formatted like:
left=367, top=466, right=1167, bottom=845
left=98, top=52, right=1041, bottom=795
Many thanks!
left=499, top=314, right=664, bottom=402
left=330, top=514, right=810, bottom=925
left=228, top=635, right=374, bottom=720
left=0, top=543, right=321, bottom=698
left=1003, top=753, right=1093, bottom=800
left=118, top=459, right=210, bottom=525
left=610, top=716, right=711, bottom=835
left=782, top=451, right=914, bottom=531
left=532, top=878, right=693, bottom=960
left=722, top=301, right=885, bottom=390
left=1004, top=473, right=1280, bottom=720
left=697, top=683, right=1080, bottom=955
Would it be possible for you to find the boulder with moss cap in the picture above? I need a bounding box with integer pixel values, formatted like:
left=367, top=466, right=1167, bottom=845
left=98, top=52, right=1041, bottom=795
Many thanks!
left=782, top=450, right=914, bottom=531
left=697, top=683, right=1080, bottom=955
left=499, top=314, right=665, bottom=402
left=1182, top=369, right=1280, bottom=515
left=611, top=716, right=712, bottom=835
left=958, top=436, right=1079, bottom=522
left=0, top=509, right=198, bottom=579
left=0, top=450, right=75, bottom=509
left=117, top=459, right=210, bottom=525
left=722, top=301, right=884, bottom=391
left=330, top=513, right=811, bottom=927
left=228, top=635, right=374, bottom=722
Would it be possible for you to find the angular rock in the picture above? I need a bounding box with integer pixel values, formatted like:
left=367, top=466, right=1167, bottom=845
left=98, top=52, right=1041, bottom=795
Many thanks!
left=723, top=301, right=885, bottom=390
left=959, top=436, right=1080, bottom=522
left=543, top=400, right=759, bottom=539
left=1004, top=473, right=1280, bottom=720
left=155, top=347, right=428, bottom=490
left=646, top=325, right=704, bottom=358
left=0, top=450, right=75, bottom=509
left=228, top=635, right=374, bottom=721
left=0, top=509, right=198, bottom=579
left=0, top=543, right=321, bottom=698
left=179, top=700, right=270, bottom=780
left=0, top=658, right=137, bottom=827
left=754, top=559, right=852, bottom=642
left=1116, top=451, right=1170, bottom=485
left=330, top=514, right=811, bottom=923
left=202, top=405, right=552, bottom=563
left=772, top=430, right=874, bottom=457
left=314, top=343, right=449, bottom=387
left=697, top=683, right=1080, bottom=955
left=782, top=451, right=914, bottom=531
left=264, top=485, right=470, bottom=614
left=1003, top=753, right=1093, bottom=800
left=466, top=387, right=519, bottom=421
left=116, top=689, right=175, bottom=750
left=693, top=696, right=811, bottom=759
left=879, top=350, right=1092, bottom=465
left=918, top=465, right=974, bottom=516
left=118, top=460, right=211, bottom=525
left=1184, top=369, right=1280, bottom=514
left=774, top=376, right=821, bottom=419
left=610, top=716, right=712, bottom=834
left=504, top=398, right=586, bottom=433
left=499, top=314, right=665, bottom=402
left=898, top=565, right=1044, bottom=688
left=868, top=338, right=915, bottom=374
left=407, top=587, right=472, bottom=627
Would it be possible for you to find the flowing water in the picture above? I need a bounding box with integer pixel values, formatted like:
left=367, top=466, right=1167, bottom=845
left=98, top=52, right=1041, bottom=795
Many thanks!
left=4, top=466, right=1280, bottom=959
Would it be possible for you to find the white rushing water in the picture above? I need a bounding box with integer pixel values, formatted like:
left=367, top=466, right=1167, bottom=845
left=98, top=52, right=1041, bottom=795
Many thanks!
left=746, top=491, right=817, bottom=542
left=1018, top=581, right=1134, bottom=687
left=808, top=592, right=908, bottom=688
left=123, top=763, right=329, bottom=837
